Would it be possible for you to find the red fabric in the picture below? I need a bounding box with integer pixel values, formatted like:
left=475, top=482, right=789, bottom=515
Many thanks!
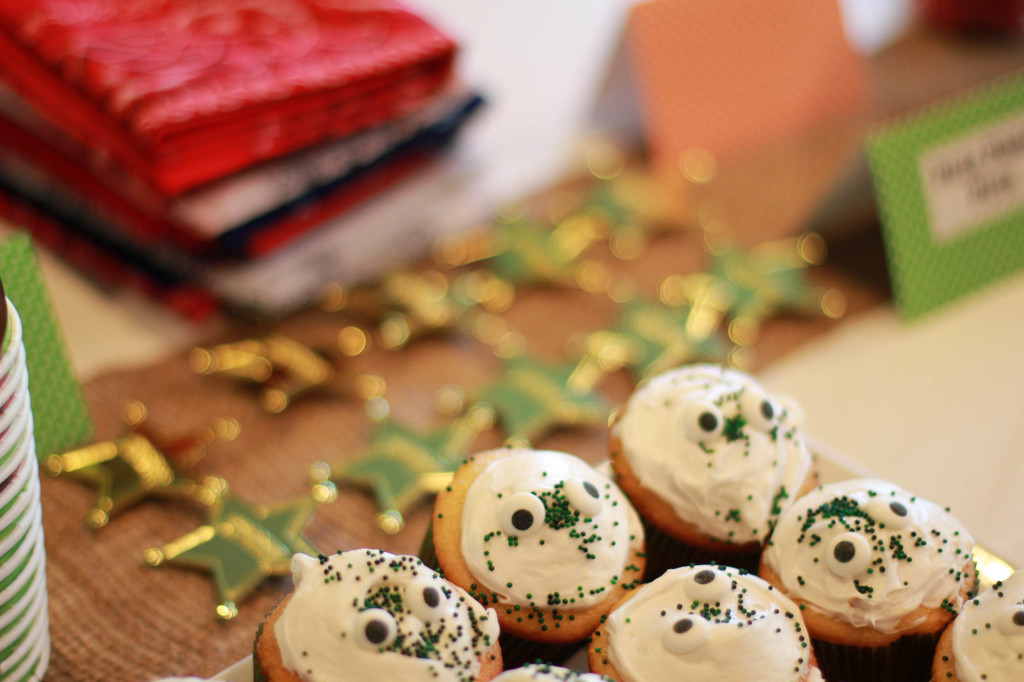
left=0, top=0, right=455, bottom=195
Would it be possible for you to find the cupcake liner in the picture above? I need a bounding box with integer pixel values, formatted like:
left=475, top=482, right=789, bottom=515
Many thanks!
left=811, top=631, right=941, bottom=682
left=497, top=631, right=584, bottom=671
left=417, top=524, right=440, bottom=572
left=640, top=517, right=760, bottom=581
left=252, top=619, right=267, bottom=682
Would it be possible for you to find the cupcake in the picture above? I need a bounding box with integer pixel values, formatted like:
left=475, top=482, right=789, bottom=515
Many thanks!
left=587, top=563, right=823, bottom=681
left=254, top=548, right=503, bottom=682
left=760, top=478, right=976, bottom=682
left=493, top=663, right=611, bottom=681
left=932, top=570, right=1024, bottom=681
left=427, top=448, right=645, bottom=667
left=609, top=363, right=816, bottom=576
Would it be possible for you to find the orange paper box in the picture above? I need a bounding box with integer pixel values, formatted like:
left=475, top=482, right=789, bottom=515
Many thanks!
left=627, top=0, right=867, bottom=180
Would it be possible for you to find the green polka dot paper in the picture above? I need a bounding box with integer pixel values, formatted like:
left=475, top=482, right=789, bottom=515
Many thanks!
left=867, top=70, right=1024, bottom=320
left=0, top=232, right=93, bottom=457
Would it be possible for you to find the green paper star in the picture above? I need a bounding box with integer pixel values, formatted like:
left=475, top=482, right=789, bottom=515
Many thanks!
left=474, top=355, right=608, bottom=443
left=190, top=334, right=337, bottom=413
left=707, top=240, right=823, bottom=323
left=444, top=217, right=584, bottom=287
left=327, top=412, right=490, bottom=532
left=146, top=490, right=320, bottom=618
left=45, top=408, right=237, bottom=529
left=581, top=298, right=729, bottom=381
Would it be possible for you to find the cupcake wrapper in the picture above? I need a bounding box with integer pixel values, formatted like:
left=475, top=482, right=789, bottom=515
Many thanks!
left=641, top=518, right=761, bottom=581
left=498, top=631, right=584, bottom=671
left=418, top=524, right=440, bottom=572
left=812, top=631, right=941, bottom=682
left=252, top=619, right=267, bottom=682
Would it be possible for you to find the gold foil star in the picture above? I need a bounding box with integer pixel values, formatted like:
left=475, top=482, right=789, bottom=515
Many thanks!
left=433, top=217, right=593, bottom=288
left=189, top=334, right=339, bottom=413
left=45, top=401, right=239, bottom=528
left=144, top=478, right=332, bottom=619
left=570, top=171, right=692, bottom=260
left=316, top=406, right=493, bottom=534
left=574, top=297, right=729, bottom=384
left=473, top=354, right=608, bottom=444
left=321, top=271, right=497, bottom=350
left=661, top=233, right=844, bottom=346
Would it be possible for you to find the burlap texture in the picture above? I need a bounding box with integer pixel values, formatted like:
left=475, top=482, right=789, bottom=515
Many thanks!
left=37, top=27, right=1024, bottom=680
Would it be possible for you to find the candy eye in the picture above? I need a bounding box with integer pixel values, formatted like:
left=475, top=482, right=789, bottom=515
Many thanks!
left=353, top=608, right=397, bottom=650
left=406, top=575, right=451, bottom=624
left=739, top=387, right=777, bottom=432
left=683, top=567, right=729, bottom=603
left=997, top=605, right=1024, bottom=636
left=662, top=615, right=711, bottom=654
left=680, top=402, right=724, bottom=442
left=564, top=478, right=602, bottom=517
left=499, top=492, right=546, bottom=537
left=826, top=532, right=872, bottom=578
left=866, top=497, right=912, bottom=530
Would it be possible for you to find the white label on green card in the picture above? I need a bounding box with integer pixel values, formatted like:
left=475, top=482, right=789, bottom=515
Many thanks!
left=920, top=113, right=1024, bottom=243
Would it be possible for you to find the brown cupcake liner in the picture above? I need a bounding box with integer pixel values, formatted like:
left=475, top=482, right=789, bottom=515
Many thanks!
left=498, top=631, right=584, bottom=671
left=811, top=631, right=941, bottom=682
left=252, top=619, right=267, bottom=682
left=418, top=523, right=441, bottom=572
left=641, top=518, right=761, bottom=581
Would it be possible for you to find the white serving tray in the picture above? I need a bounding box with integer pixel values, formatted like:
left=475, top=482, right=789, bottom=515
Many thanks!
left=206, top=441, right=1016, bottom=681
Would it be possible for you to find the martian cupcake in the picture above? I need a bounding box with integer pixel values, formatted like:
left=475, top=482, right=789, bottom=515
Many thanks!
left=492, top=663, right=611, bottom=681
left=760, top=478, right=976, bottom=682
left=610, top=363, right=816, bottom=577
left=587, top=563, right=823, bottom=681
left=427, top=448, right=645, bottom=666
left=932, top=569, right=1024, bottom=681
left=254, top=548, right=502, bottom=682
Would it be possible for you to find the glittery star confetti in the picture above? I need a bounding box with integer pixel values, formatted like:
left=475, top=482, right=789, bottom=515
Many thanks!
left=318, top=406, right=493, bottom=533
left=144, top=478, right=331, bottom=619
left=473, top=354, right=608, bottom=443
left=44, top=401, right=239, bottom=529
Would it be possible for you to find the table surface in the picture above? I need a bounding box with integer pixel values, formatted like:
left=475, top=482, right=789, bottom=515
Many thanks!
left=6, top=22, right=1024, bottom=682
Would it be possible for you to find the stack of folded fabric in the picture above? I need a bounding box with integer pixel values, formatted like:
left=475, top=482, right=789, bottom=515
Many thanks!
left=0, top=0, right=483, bottom=318
left=0, top=296, right=50, bottom=680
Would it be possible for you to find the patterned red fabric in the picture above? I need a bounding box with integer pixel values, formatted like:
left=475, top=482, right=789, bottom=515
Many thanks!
left=0, top=0, right=455, bottom=195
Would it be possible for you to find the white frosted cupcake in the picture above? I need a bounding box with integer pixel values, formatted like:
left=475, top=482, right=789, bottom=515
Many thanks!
left=587, top=564, right=823, bottom=681
left=493, top=663, right=611, bottom=681
left=254, top=549, right=503, bottom=681
left=933, top=570, right=1024, bottom=681
left=760, top=479, right=976, bottom=682
left=610, top=363, right=816, bottom=576
left=427, top=448, right=646, bottom=667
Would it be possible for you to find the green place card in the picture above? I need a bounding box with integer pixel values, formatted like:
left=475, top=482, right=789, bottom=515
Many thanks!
left=0, top=232, right=93, bottom=456
left=867, top=70, right=1024, bottom=319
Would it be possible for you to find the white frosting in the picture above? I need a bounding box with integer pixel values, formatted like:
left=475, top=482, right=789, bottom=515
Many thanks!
left=614, top=364, right=813, bottom=544
left=273, top=549, right=499, bottom=682
left=493, top=663, right=611, bottom=681
left=604, top=565, right=822, bottom=682
left=952, top=570, right=1024, bottom=682
left=762, top=478, right=975, bottom=633
left=460, top=449, right=644, bottom=611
